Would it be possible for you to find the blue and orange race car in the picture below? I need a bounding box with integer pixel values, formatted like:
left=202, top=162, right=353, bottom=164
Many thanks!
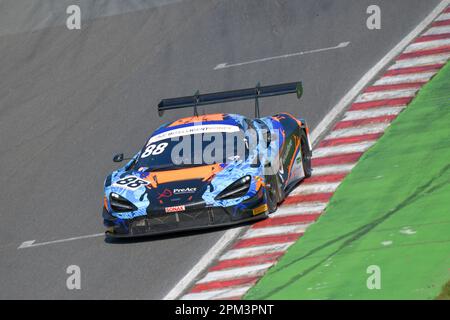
left=102, top=82, right=312, bottom=237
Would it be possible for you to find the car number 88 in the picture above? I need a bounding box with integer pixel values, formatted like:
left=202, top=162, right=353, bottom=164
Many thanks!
left=141, top=142, right=168, bottom=158
left=114, top=176, right=149, bottom=189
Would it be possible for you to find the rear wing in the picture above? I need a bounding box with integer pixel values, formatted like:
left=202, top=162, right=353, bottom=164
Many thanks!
left=157, top=81, right=303, bottom=118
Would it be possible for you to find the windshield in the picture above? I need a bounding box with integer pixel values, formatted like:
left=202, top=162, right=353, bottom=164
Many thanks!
left=134, top=130, right=249, bottom=171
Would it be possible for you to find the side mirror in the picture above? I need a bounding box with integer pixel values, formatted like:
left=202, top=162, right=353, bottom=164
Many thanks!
left=113, top=153, right=124, bottom=162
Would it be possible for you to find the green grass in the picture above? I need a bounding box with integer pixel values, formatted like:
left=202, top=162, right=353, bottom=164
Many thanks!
left=245, top=62, right=450, bottom=300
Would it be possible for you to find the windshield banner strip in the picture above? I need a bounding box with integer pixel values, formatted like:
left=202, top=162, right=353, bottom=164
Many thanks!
left=148, top=124, right=240, bottom=144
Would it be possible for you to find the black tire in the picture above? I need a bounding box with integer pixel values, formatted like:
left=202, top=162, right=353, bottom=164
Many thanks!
left=265, top=175, right=279, bottom=213
left=300, top=129, right=312, bottom=178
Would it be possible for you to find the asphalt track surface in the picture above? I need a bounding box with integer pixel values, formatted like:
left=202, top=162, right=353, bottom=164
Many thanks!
left=0, top=0, right=441, bottom=299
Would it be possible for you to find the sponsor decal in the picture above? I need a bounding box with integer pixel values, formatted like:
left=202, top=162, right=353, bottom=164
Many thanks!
left=147, top=124, right=240, bottom=144
left=157, top=188, right=173, bottom=199
left=165, top=205, right=186, bottom=213
left=173, top=187, right=197, bottom=194
left=252, top=203, right=268, bottom=216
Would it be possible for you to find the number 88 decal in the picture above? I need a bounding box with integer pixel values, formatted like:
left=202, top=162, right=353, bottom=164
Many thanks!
left=114, top=176, right=149, bottom=189
left=141, top=142, right=168, bottom=158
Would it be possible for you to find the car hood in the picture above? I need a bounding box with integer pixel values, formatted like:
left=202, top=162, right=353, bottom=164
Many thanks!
left=106, top=160, right=263, bottom=219
left=108, top=164, right=224, bottom=215
left=145, top=178, right=209, bottom=209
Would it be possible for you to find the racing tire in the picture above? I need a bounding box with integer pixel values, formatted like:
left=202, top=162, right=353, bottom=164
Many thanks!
left=265, top=176, right=279, bottom=214
left=300, top=129, right=312, bottom=178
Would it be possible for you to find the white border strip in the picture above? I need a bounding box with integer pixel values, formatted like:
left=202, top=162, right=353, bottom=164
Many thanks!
left=163, top=226, right=244, bottom=299
left=163, top=0, right=450, bottom=300
left=310, top=0, right=450, bottom=145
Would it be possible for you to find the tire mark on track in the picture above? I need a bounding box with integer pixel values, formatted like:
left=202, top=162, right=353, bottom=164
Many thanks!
left=256, top=164, right=450, bottom=299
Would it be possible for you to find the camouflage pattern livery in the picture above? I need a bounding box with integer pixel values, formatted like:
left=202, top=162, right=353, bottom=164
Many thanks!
left=102, top=112, right=311, bottom=237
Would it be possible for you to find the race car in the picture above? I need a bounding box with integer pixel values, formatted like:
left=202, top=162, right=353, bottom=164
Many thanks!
left=102, top=82, right=312, bottom=237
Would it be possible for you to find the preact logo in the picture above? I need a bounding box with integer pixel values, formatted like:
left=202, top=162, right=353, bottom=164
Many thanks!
left=173, top=187, right=197, bottom=194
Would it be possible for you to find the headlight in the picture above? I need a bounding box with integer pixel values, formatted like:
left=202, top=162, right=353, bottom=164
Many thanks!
left=109, top=192, right=137, bottom=212
left=215, top=175, right=251, bottom=200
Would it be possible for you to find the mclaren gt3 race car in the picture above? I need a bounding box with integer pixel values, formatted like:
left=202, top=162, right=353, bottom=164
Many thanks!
left=102, top=82, right=312, bottom=237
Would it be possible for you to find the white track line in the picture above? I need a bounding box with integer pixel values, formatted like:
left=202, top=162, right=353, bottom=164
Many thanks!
left=343, top=106, right=405, bottom=121
left=389, top=53, right=450, bottom=69
left=310, top=0, right=450, bottom=144
left=326, top=123, right=391, bottom=139
left=163, top=226, right=244, bottom=300
left=355, top=89, right=419, bottom=102
left=375, top=72, right=436, bottom=84
left=312, top=164, right=356, bottom=176
left=168, top=0, right=450, bottom=300
left=181, top=286, right=252, bottom=300
left=197, top=263, right=274, bottom=284
left=214, top=42, right=350, bottom=70
left=313, top=141, right=376, bottom=158
left=242, top=225, right=308, bottom=239
left=219, top=243, right=295, bottom=261
left=18, top=233, right=104, bottom=249
left=405, top=38, right=450, bottom=53
left=423, top=25, right=450, bottom=36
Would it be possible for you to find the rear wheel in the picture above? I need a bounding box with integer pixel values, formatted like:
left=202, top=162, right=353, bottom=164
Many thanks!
left=300, top=129, right=312, bottom=178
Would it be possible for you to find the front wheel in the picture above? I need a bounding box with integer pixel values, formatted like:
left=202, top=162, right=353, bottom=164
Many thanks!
left=265, top=175, right=279, bottom=213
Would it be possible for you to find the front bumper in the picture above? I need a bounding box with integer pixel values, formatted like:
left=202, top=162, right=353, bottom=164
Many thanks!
left=103, top=188, right=268, bottom=238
